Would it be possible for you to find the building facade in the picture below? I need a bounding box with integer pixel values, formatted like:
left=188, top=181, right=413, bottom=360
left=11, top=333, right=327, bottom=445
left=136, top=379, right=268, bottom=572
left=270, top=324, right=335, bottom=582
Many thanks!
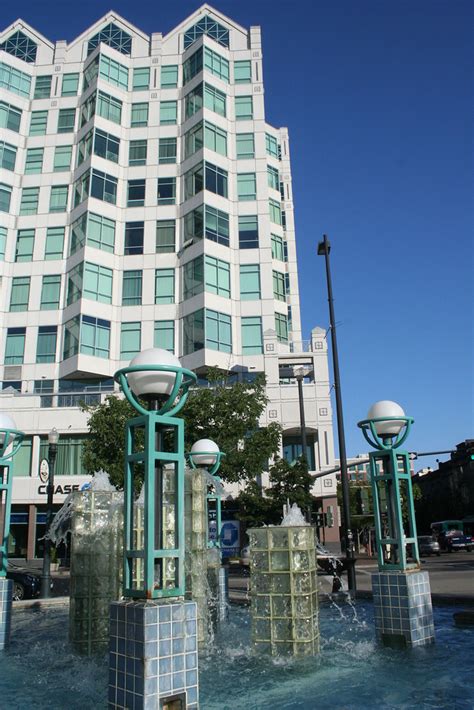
left=0, top=5, right=339, bottom=559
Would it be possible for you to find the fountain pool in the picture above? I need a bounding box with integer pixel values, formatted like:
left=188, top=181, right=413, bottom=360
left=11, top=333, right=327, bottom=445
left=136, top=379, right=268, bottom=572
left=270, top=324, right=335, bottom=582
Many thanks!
left=2, top=601, right=473, bottom=709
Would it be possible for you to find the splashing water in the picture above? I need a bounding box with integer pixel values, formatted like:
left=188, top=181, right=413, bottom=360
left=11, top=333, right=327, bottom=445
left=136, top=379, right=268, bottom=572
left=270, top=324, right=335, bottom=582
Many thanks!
left=280, top=502, right=309, bottom=526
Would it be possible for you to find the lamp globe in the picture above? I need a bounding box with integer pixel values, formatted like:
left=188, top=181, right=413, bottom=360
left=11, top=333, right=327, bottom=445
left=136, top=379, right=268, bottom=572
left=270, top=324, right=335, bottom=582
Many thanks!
left=367, top=400, right=405, bottom=436
left=191, top=439, right=220, bottom=467
left=127, top=348, right=182, bottom=398
left=0, top=412, right=16, bottom=446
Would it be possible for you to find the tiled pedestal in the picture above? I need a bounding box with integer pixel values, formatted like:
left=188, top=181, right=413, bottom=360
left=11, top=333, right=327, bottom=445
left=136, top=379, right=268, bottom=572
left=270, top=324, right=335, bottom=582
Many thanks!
left=0, top=577, right=12, bottom=650
left=372, top=570, right=435, bottom=648
left=108, top=599, right=198, bottom=709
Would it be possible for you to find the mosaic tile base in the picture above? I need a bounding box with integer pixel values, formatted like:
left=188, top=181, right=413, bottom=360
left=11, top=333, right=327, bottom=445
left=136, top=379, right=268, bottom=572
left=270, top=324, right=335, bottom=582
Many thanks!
left=108, top=599, right=198, bottom=710
left=372, top=570, right=435, bottom=648
left=0, top=578, right=13, bottom=651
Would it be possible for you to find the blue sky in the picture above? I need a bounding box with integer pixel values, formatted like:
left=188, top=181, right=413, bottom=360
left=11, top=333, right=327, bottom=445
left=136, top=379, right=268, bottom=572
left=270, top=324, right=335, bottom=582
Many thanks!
left=3, top=0, right=472, bottom=469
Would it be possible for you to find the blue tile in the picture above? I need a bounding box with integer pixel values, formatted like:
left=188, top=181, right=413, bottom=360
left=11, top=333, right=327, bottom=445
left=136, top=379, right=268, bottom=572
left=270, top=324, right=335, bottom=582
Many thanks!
left=144, top=624, right=158, bottom=642
left=173, top=638, right=185, bottom=654
left=160, top=674, right=172, bottom=693
left=158, top=605, right=171, bottom=622
left=187, top=685, right=198, bottom=704
left=172, top=671, right=185, bottom=690
left=144, top=675, right=158, bottom=695
left=159, top=639, right=171, bottom=657
left=186, top=669, right=198, bottom=686
left=159, top=622, right=171, bottom=639
left=172, top=621, right=184, bottom=637
left=185, top=619, right=197, bottom=635
left=172, top=654, right=184, bottom=672
left=160, top=657, right=172, bottom=674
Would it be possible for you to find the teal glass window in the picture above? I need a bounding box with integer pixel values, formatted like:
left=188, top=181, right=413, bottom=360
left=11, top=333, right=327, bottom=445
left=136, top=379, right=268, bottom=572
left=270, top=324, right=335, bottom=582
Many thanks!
left=156, top=220, right=175, bottom=253
left=236, top=133, right=254, bottom=159
left=57, top=108, right=76, bottom=133
left=94, top=128, right=120, bottom=162
left=160, top=101, right=177, bottom=125
left=242, top=316, right=263, bottom=354
left=158, top=137, right=177, bottom=164
left=64, top=315, right=111, bottom=359
left=205, top=255, right=230, bottom=297
left=88, top=23, right=132, bottom=56
left=127, top=179, right=146, bottom=207
left=185, top=122, right=203, bottom=158
left=61, top=73, right=79, bottom=96
left=84, top=262, right=113, bottom=303
left=0, top=226, right=6, bottom=260
left=204, top=83, right=226, bottom=116
left=157, top=177, right=176, bottom=205
left=206, top=309, right=232, bottom=353
left=183, top=17, right=229, bottom=50
left=20, top=187, right=39, bottom=215
left=239, top=215, right=258, bottom=249
left=122, top=270, right=142, bottom=306
left=240, top=264, right=260, bottom=300
left=133, top=67, right=150, bottom=90
left=90, top=169, right=118, bottom=204
left=271, top=234, right=287, bottom=262
left=235, top=96, right=253, bottom=120
left=183, top=309, right=204, bottom=355
left=125, top=222, right=143, bottom=255
left=185, top=84, right=203, bottom=119
left=268, top=165, right=279, bottom=191
left=99, top=54, right=129, bottom=90
left=0, top=184, right=12, bottom=213
left=161, top=65, right=178, bottom=88
left=234, top=60, right=251, bottom=84
left=183, top=256, right=204, bottom=299
left=0, top=141, right=17, bottom=171
left=36, top=325, right=57, bottom=363
left=0, top=101, right=22, bottom=132
left=0, top=31, right=37, bottom=64
left=49, top=185, right=68, bottom=212
left=10, top=276, right=30, bottom=311
left=120, top=322, right=141, bottom=360
left=77, top=131, right=93, bottom=167
left=237, top=173, right=256, bottom=201
left=131, top=102, right=148, bottom=127
left=183, top=48, right=203, bottom=84
left=29, top=110, right=48, bottom=135
left=184, top=204, right=229, bottom=247
left=33, top=380, right=54, bottom=407
left=66, top=263, right=83, bottom=305
left=5, top=327, right=26, bottom=364
left=53, top=145, right=72, bottom=172
left=204, top=121, right=227, bottom=156
left=275, top=312, right=289, bottom=343
left=44, top=227, right=64, bottom=260
left=154, top=321, right=174, bottom=353
left=204, top=47, right=229, bottom=82
left=155, top=268, right=175, bottom=303
left=273, top=270, right=286, bottom=301
left=97, top=91, right=122, bottom=124
left=15, top=229, right=35, bottom=262
left=184, top=161, right=227, bottom=199
left=83, top=57, right=99, bottom=90
left=40, top=274, right=61, bottom=310
left=266, top=133, right=279, bottom=158
left=129, top=139, right=147, bottom=166
left=70, top=212, right=115, bottom=255
left=269, top=198, right=282, bottom=225
left=34, top=75, right=52, bottom=99
left=0, top=62, right=31, bottom=97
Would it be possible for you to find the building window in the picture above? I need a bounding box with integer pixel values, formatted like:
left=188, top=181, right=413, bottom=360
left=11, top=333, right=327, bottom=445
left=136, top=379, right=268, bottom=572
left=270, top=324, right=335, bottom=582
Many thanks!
left=5, top=327, right=26, bottom=364
left=205, top=121, right=227, bottom=156
left=268, top=165, right=279, bottom=191
left=83, top=56, right=99, bottom=90
left=40, top=274, right=61, bottom=310
left=15, top=229, right=34, bottom=262
left=70, top=212, right=115, bottom=255
left=132, top=67, right=150, bottom=90
left=49, top=185, right=68, bottom=213
left=271, top=233, right=287, bottom=262
left=183, top=256, right=204, bottom=300
left=157, top=177, right=176, bottom=205
left=236, top=133, right=255, bottom=159
left=183, top=17, right=229, bottom=50
left=44, top=227, right=64, bottom=260
left=158, top=137, right=177, bottom=164
left=29, top=110, right=48, bottom=135
left=0, top=101, right=22, bottom=132
left=184, top=161, right=227, bottom=200
left=273, top=270, right=286, bottom=301
left=120, top=322, right=141, bottom=360
left=238, top=215, right=258, bottom=249
left=240, top=264, right=260, bottom=300
left=127, top=179, right=146, bottom=207
left=99, top=54, right=129, bottom=90
left=185, top=83, right=203, bottom=119
left=57, top=108, right=76, bottom=133
left=184, top=122, right=203, bottom=158
left=0, top=31, right=37, bottom=64
left=77, top=130, right=93, bottom=166
left=97, top=91, right=122, bottom=124
left=183, top=309, right=204, bottom=355
left=34, top=75, right=52, bottom=99
left=283, top=435, right=315, bottom=470
left=154, top=321, right=174, bottom=353
left=36, top=325, right=57, bottom=363
left=266, top=133, right=279, bottom=158
left=66, top=263, right=82, bottom=305
left=237, top=173, right=256, bottom=201
left=84, top=262, right=113, bottom=303
left=235, top=96, right=253, bottom=120
left=129, top=139, right=147, bottom=166
left=0, top=141, right=16, bottom=171
left=234, top=60, right=251, bottom=84
left=183, top=47, right=204, bottom=84
left=131, top=102, right=148, bottom=127
left=0, top=61, right=31, bottom=97
left=204, top=47, right=229, bottom=82
left=242, top=316, right=263, bottom=354
left=53, top=145, right=72, bottom=172
left=20, top=187, right=39, bottom=215
left=155, top=268, right=175, bottom=304
left=204, top=83, right=226, bottom=117
left=161, top=65, right=178, bottom=88
left=184, top=205, right=229, bottom=247
left=94, top=128, right=120, bottom=162
left=0, top=183, right=12, bottom=213
left=122, top=270, right=142, bottom=305
left=0, top=226, right=7, bottom=260
left=275, top=312, right=288, bottom=343
left=61, top=73, right=79, bottom=96
left=206, top=309, right=232, bottom=353
left=88, top=23, right=132, bottom=56
left=25, top=147, right=43, bottom=174
left=125, top=222, right=144, bottom=255
left=64, top=315, right=111, bottom=359
left=205, top=255, right=230, bottom=298
left=156, top=220, right=175, bottom=253
left=10, top=276, right=30, bottom=311
left=269, top=198, right=282, bottom=225
left=160, top=101, right=177, bottom=125
left=90, top=169, right=118, bottom=204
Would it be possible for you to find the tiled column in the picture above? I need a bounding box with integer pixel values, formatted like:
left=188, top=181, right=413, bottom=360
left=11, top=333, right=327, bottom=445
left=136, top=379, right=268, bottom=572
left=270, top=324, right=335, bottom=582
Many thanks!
left=372, top=570, right=435, bottom=648
left=108, top=599, right=198, bottom=710
left=0, top=578, right=13, bottom=650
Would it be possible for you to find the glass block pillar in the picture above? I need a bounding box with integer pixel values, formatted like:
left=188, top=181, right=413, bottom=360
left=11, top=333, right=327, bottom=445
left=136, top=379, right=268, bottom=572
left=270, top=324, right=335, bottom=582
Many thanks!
left=184, top=467, right=209, bottom=645
left=69, top=491, right=123, bottom=655
left=0, top=578, right=12, bottom=650
left=248, top=526, right=319, bottom=656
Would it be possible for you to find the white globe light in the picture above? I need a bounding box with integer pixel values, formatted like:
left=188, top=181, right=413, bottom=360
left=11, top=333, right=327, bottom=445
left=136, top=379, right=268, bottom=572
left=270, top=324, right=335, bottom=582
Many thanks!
left=0, top=412, right=16, bottom=446
left=127, top=348, right=182, bottom=398
left=367, top=400, right=406, bottom=436
left=191, top=439, right=219, bottom=466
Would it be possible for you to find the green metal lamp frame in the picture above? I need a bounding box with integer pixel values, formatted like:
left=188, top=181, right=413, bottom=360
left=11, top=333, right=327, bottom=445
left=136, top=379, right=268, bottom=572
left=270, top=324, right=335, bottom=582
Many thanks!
left=358, top=415, right=419, bottom=571
left=115, top=364, right=197, bottom=599
left=0, top=429, right=24, bottom=576
left=188, top=451, right=225, bottom=548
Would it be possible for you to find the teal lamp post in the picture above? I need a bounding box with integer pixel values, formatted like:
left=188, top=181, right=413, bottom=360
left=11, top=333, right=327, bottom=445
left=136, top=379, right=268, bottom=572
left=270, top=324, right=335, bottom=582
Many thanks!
left=358, top=400, right=434, bottom=648
left=188, top=439, right=224, bottom=548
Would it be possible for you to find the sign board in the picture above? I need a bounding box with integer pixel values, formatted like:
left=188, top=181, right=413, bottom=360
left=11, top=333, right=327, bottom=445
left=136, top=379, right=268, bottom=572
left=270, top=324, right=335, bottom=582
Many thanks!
left=220, top=520, right=240, bottom=558
left=39, top=459, right=49, bottom=483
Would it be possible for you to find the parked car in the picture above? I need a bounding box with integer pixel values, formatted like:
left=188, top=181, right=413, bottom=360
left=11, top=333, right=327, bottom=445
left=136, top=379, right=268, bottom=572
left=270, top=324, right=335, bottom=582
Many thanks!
left=6, top=566, right=42, bottom=601
left=417, top=536, right=441, bottom=557
left=439, top=531, right=473, bottom=553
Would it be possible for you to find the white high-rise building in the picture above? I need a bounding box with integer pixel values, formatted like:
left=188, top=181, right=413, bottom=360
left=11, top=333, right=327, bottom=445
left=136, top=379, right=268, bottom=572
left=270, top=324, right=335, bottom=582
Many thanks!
left=0, top=5, right=339, bottom=558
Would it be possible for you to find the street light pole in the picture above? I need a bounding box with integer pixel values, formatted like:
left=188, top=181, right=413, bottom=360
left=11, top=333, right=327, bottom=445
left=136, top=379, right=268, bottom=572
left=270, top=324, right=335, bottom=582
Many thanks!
left=294, top=368, right=308, bottom=462
left=317, top=235, right=357, bottom=593
left=40, top=427, right=59, bottom=598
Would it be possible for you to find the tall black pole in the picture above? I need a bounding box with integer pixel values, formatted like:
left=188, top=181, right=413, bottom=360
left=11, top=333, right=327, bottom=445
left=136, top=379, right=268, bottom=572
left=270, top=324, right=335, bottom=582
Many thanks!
left=317, top=235, right=357, bottom=593
left=295, top=371, right=308, bottom=461
left=40, top=438, right=57, bottom=598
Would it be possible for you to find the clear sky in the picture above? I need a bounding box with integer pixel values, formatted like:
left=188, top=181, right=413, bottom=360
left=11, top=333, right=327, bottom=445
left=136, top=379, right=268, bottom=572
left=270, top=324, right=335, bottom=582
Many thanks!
left=2, top=0, right=472, bottom=469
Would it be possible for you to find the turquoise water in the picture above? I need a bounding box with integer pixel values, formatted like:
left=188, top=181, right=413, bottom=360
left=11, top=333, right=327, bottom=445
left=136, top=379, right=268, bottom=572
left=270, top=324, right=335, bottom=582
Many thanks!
left=2, top=602, right=473, bottom=709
